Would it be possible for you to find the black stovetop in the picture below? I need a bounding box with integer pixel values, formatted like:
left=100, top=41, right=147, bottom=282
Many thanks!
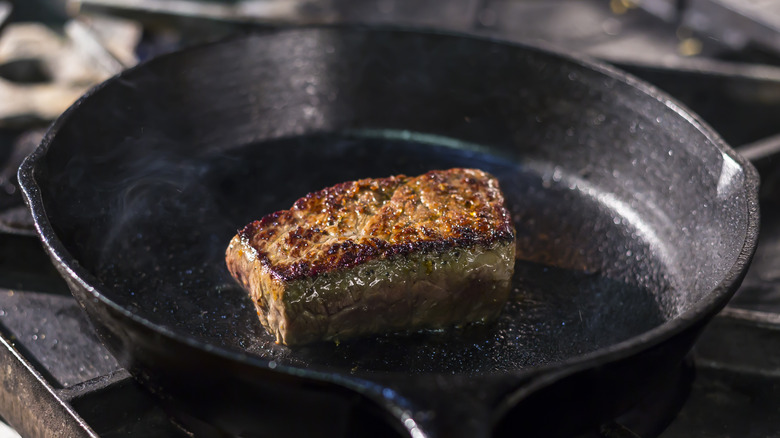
left=3, top=0, right=780, bottom=436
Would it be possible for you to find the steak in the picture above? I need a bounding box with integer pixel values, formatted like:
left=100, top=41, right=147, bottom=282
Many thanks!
left=225, top=168, right=516, bottom=345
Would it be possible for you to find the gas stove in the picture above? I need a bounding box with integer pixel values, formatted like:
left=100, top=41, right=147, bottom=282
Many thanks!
left=2, top=1, right=780, bottom=437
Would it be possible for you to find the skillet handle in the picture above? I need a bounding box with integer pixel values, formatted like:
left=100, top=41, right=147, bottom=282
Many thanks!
left=371, top=355, right=649, bottom=438
left=364, top=372, right=545, bottom=438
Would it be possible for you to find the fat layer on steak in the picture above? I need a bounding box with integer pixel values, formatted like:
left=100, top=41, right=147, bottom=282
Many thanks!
left=225, top=168, right=516, bottom=346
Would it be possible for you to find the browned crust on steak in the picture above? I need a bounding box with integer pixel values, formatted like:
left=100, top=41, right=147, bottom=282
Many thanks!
left=236, top=168, right=514, bottom=282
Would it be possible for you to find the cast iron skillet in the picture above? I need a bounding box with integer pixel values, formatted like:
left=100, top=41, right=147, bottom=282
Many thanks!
left=18, top=27, right=758, bottom=437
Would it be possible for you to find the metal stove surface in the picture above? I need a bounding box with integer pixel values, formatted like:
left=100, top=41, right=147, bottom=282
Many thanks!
left=3, top=0, right=780, bottom=436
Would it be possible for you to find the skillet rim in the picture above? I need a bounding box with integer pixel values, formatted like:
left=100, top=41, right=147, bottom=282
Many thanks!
left=17, top=24, right=760, bottom=386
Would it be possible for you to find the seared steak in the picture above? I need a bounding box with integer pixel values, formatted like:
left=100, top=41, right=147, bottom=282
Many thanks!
left=226, top=168, right=516, bottom=345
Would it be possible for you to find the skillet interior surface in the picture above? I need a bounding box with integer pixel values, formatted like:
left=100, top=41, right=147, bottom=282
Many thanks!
left=28, top=28, right=752, bottom=378
left=86, top=134, right=670, bottom=374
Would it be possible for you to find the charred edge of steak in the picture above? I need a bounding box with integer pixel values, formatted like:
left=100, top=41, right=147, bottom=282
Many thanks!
left=239, top=230, right=515, bottom=282
left=236, top=168, right=515, bottom=282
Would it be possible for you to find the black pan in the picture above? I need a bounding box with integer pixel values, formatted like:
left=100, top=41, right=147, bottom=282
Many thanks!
left=18, top=27, right=758, bottom=438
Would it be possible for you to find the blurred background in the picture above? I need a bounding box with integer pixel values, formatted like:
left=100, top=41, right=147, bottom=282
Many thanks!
left=6, top=0, right=780, bottom=235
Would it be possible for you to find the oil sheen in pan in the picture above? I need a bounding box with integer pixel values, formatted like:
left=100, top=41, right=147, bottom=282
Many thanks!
left=94, top=133, right=670, bottom=376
